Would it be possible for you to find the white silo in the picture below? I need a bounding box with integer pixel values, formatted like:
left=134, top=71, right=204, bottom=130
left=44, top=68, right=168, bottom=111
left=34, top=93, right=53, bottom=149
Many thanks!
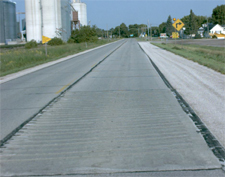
left=71, top=0, right=87, bottom=27
left=25, top=0, right=42, bottom=42
left=25, top=0, right=71, bottom=42
left=41, top=0, right=62, bottom=39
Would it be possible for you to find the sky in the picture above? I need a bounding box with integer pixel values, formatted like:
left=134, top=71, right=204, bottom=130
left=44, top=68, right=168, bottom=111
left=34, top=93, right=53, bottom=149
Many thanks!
left=14, top=0, right=224, bottom=30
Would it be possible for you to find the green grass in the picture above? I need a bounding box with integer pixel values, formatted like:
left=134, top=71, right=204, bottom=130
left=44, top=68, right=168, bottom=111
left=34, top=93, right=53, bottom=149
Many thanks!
left=152, top=43, right=225, bottom=74
left=0, top=44, right=26, bottom=49
left=0, top=39, right=118, bottom=77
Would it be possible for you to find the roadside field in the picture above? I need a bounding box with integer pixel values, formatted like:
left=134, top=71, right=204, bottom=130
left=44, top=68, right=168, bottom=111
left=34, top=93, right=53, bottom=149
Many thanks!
left=151, top=43, right=225, bottom=74
left=152, top=39, right=225, bottom=47
left=0, top=39, right=117, bottom=77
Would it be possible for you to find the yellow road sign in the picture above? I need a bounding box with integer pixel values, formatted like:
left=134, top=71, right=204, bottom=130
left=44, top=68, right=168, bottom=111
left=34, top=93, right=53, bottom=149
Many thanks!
left=172, top=32, right=179, bottom=39
left=173, top=19, right=184, bottom=31
left=42, top=36, right=51, bottom=44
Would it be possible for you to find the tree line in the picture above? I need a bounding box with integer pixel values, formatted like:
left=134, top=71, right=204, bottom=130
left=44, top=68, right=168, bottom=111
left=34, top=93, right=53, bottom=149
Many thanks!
left=68, top=4, right=224, bottom=42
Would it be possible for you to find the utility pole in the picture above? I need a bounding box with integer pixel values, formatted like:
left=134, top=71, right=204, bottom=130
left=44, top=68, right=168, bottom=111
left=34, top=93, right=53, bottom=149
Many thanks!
left=119, top=26, right=120, bottom=38
left=150, top=24, right=152, bottom=41
left=148, top=20, right=150, bottom=40
left=107, top=24, right=109, bottom=41
left=207, top=16, right=209, bottom=38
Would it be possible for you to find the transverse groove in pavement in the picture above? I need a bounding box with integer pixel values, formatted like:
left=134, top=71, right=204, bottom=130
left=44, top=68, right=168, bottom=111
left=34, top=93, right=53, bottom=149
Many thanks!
left=0, top=39, right=221, bottom=176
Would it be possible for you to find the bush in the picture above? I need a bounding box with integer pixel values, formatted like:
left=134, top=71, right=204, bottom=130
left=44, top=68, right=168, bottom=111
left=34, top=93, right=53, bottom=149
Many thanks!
left=48, top=37, right=64, bottom=46
left=195, top=33, right=202, bottom=39
left=70, top=26, right=98, bottom=43
left=67, top=38, right=74, bottom=44
left=25, top=40, right=38, bottom=49
left=212, top=35, right=217, bottom=39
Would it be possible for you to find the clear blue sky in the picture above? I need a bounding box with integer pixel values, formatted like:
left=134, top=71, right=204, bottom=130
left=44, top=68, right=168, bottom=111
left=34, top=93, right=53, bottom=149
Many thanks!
left=14, top=0, right=224, bottom=29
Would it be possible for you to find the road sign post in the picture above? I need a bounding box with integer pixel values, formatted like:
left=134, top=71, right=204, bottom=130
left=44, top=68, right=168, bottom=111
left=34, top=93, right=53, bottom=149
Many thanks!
left=42, top=36, right=51, bottom=56
left=172, top=19, right=184, bottom=32
left=172, top=19, right=184, bottom=44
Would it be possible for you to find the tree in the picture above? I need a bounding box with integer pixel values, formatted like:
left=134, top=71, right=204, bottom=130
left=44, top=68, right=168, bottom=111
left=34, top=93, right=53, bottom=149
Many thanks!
left=188, top=10, right=198, bottom=35
left=195, top=16, right=207, bottom=27
left=159, top=22, right=166, bottom=33
left=120, top=23, right=129, bottom=38
left=70, top=26, right=98, bottom=43
left=212, top=5, right=225, bottom=25
left=151, top=26, right=159, bottom=36
left=165, top=15, right=173, bottom=36
left=182, top=10, right=198, bottom=35
left=113, top=23, right=129, bottom=38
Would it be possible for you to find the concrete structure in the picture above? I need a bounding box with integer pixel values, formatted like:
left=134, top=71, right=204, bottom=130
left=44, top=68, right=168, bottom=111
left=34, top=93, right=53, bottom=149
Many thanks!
left=71, top=0, right=87, bottom=27
left=25, top=0, right=71, bottom=43
left=0, top=0, right=17, bottom=44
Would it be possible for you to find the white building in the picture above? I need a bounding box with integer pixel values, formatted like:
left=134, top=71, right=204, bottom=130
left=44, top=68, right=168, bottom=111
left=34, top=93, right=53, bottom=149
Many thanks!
left=25, top=0, right=71, bottom=43
left=71, top=0, right=87, bottom=27
left=210, top=24, right=225, bottom=34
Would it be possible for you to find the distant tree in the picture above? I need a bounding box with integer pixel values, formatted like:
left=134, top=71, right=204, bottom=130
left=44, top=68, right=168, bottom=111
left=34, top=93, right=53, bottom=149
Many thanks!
left=158, top=22, right=166, bottom=33
left=183, top=10, right=198, bottom=35
left=120, top=23, right=129, bottom=38
left=129, top=24, right=139, bottom=37
left=189, top=10, right=198, bottom=35
left=165, top=15, right=173, bottom=36
left=113, top=26, right=120, bottom=37
left=195, top=16, right=207, bottom=27
left=151, top=26, right=159, bottom=36
left=212, top=5, right=225, bottom=25
left=92, top=25, right=104, bottom=37
left=70, top=26, right=97, bottom=43
left=113, top=23, right=129, bottom=38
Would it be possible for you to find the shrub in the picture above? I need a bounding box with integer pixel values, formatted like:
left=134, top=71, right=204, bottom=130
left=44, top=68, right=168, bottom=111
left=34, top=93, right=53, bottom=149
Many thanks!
left=212, top=35, right=217, bottom=39
left=67, top=38, right=74, bottom=44
left=70, top=26, right=98, bottom=43
left=195, top=33, right=202, bottom=39
left=172, top=46, right=181, bottom=50
left=25, top=40, right=38, bottom=49
left=48, top=37, right=64, bottom=46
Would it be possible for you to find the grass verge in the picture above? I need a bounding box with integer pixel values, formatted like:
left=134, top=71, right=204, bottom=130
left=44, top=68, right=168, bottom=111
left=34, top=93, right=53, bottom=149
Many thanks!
left=0, top=39, right=118, bottom=77
left=152, top=43, right=225, bottom=74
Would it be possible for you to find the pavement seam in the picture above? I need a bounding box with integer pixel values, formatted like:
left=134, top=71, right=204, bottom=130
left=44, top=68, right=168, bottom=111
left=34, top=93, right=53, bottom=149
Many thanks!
left=0, top=168, right=224, bottom=177
left=138, top=42, right=225, bottom=168
left=0, top=40, right=127, bottom=147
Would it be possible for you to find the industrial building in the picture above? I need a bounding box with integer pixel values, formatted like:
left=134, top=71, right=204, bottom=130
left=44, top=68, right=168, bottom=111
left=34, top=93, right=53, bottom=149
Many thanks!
left=0, top=0, right=17, bottom=44
left=25, top=0, right=71, bottom=42
left=71, top=0, right=87, bottom=27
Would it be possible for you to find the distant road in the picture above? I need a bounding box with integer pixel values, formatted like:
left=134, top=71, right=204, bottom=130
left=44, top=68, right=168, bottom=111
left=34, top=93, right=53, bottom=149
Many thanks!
left=152, top=39, right=225, bottom=47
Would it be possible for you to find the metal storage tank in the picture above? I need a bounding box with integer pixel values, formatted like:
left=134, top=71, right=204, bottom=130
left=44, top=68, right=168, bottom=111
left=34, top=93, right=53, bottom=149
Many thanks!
left=0, top=0, right=17, bottom=44
left=25, top=0, right=42, bottom=42
left=72, top=0, right=87, bottom=27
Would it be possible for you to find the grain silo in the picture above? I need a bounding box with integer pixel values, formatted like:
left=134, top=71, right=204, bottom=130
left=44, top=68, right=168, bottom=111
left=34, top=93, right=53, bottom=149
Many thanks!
left=0, top=0, right=17, bottom=44
left=25, top=0, right=42, bottom=42
left=25, top=0, right=71, bottom=42
left=71, top=0, right=87, bottom=27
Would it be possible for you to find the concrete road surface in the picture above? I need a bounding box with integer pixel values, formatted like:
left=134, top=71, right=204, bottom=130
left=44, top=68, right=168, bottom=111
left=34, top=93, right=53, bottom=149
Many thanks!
left=0, top=39, right=224, bottom=176
left=0, top=40, right=125, bottom=142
